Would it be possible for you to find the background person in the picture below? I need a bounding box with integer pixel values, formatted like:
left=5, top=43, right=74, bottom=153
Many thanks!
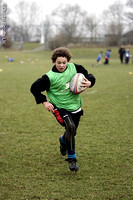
left=104, top=49, right=111, bottom=65
left=118, top=45, right=125, bottom=64
left=96, top=51, right=103, bottom=65
left=125, top=49, right=130, bottom=64
left=92, top=51, right=103, bottom=66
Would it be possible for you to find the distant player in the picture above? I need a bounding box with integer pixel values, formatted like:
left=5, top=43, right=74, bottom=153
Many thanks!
left=91, top=51, right=103, bottom=66
left=104, top=49, right=111, bottom=65
left=30, top=47, right=96, bottom=171
left=96, top=51, right=103, bottom=65
left=118, top=45, right=125, bottom=64
left=125, top=49, right=130, bottom=64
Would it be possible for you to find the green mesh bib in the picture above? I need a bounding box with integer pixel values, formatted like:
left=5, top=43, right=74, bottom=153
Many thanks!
left=46, top=63, right=82, bottom=111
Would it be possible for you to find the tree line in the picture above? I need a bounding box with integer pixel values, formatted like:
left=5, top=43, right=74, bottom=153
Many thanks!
left=1, top=0, right=133, bottom=49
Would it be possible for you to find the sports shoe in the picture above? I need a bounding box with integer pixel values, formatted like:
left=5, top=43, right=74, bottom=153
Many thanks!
left=65, top=158, right=79, bottom=171
left=59, top=136, right=67, bottom=156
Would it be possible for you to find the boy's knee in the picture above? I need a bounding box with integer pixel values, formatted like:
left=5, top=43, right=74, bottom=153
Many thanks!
left=68, top=123, right=75, bottom=134
left=64, top=116, right=75, bottom=135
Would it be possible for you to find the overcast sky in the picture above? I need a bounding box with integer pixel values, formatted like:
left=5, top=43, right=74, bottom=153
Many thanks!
left=4, top=0, right=127, bottom=19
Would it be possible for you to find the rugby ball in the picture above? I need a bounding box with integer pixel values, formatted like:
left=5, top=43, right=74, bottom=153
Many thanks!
left=70, top=73, right=85, bottom=94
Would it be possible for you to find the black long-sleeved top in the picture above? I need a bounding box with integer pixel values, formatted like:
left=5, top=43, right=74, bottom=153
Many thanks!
left=119, top=48, right=125, bottom=56
left=30, top=63, right=96, bottom=104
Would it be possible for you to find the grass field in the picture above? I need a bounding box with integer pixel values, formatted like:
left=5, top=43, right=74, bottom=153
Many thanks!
left=0, top=46, right=133, bottom=200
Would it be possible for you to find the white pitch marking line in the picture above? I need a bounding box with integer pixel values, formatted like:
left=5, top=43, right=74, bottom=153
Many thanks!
left=0, top=132, right=6, bottom=135
left=86, top=90, right=97, bottom=95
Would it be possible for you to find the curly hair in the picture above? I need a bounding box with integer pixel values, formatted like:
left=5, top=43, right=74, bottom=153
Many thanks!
left=51, top=47, right=72, bottom=63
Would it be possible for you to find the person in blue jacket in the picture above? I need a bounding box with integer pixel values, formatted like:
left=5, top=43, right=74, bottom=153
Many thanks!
left=92, top=51, right=103, bottom=66
left=104, top=49, right=111, bottom=65
left=96, top=51, right=103, bottom=65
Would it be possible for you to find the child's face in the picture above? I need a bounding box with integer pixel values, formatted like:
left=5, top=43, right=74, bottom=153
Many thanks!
left=54, top=57, right=68, bottom=72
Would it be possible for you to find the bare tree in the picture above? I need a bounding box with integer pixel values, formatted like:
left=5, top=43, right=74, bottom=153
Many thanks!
left=85, top=15, right=99, bottom=43
left=102, top=1, right=124, bottom=46
left=14, top=1, right=40, bottom=42
left=125, top=0, right=133, bottom=26
left=52, top=4, right=87, bottom=45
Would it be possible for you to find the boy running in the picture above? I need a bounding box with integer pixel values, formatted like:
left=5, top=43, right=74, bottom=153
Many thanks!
left=30, top=47, right=96, bottom=171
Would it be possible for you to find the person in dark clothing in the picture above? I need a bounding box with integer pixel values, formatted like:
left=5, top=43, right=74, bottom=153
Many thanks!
left=30, top=47, right=96, bottom=172
left=118, top=45, right=125, bottom=64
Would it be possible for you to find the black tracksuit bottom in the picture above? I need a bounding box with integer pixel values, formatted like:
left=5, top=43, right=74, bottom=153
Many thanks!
left=54, top=107, right=83, bottom=157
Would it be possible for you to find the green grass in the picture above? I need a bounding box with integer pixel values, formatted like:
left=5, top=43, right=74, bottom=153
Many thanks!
left=23, top=42, right=44, bottom=51
left=0, top=47, right=133, bottom=200
left=0, top=42, right=44, bottom=51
